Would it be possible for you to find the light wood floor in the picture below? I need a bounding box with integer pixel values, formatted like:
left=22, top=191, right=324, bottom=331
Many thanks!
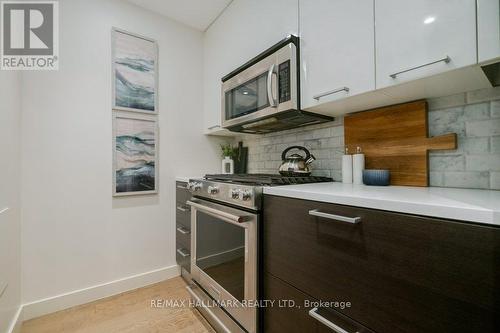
left=21, top=277, right=215, bottom=333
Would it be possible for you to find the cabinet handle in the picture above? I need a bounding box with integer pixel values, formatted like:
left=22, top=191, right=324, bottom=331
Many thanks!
left=207, top=125, right=220, bottom=130
left=313, top=87, right=349, bottom=100
left=176, top=205, right=189, bottom=212
left=176, top=184, right=188, bottom=189
left=176, top=226, right=190, bottom=235
left=309, top=209, right=361, bottom=224
left=176, top=248, right=190, bottom=257
left=309, top=307, right=355, bottom=333
left=389, top=55, right=451, bottom=79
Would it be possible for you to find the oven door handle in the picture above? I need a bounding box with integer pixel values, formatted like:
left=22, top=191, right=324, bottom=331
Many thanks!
left=187, top=200, right=252, bottom=224
left=267, top=63, right=278, bottom=108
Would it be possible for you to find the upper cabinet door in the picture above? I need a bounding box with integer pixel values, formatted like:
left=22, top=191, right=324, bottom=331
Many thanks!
left=203, top=0, right=298, bottom=133
left=478, top=0, right=500, bottom=63
left=375, top=0, right=477, bottom=89
left=300, top=0, right=375, bottom=110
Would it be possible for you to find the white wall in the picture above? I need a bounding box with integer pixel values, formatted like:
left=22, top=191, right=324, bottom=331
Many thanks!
left=21, top=0, right=224, bottom=307
left=0, top=72, right=22, bottom=331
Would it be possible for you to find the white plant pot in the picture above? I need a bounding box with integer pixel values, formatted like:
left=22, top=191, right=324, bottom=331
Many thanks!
left=222, top=156, right=234, bottom=174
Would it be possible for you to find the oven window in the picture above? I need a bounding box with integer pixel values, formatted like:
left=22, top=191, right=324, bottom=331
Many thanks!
left=225, top=72, right=269, bottom=120
left=196, top=211, right=245, bottom=302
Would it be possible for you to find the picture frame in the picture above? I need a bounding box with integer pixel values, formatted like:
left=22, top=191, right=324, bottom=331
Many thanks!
left=112, top=113, right=159, bottom=196
left=112, top=27, right=158, bottom=114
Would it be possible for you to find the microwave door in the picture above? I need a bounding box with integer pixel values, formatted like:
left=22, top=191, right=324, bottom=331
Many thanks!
left=222, top=53, right=278, bottom=128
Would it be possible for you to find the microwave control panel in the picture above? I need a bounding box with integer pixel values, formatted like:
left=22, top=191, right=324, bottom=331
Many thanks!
left=278, top=60, right=291, bottom=103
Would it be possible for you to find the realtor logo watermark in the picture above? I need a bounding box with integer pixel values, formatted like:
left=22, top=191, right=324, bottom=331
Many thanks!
left=1, top=1, right=58, bottom=70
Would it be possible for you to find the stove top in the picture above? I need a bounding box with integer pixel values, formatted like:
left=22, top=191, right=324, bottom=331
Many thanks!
left=189, top=174, right=333, bottom=211
left=204, top=173, right=333, bottom=186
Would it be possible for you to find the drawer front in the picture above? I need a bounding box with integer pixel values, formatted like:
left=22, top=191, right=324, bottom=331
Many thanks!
left=175, top=203, right=191, bottom=228
left=264, top=273, right=318, bottom=333
left=176, top=181, right=191, bottom=204
left=176, top=181, right=191, bottom=228
left=176, top=223, right=191, bottom=250
left=264, top=195, right=500, bottom=333
left=176, top=247, right=191, bottom=273
left=264, top=273, right=374, bottom=333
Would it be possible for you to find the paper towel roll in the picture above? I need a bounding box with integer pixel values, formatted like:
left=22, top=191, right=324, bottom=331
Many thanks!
left=353, top=153, right=365, bottom=185
left=342, top=154, right=353, bottom=184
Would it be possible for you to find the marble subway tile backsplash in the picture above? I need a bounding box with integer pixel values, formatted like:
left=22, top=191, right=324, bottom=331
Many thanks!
left=428, top=87, right=500, bottom=189
left=238, top=87, right=500, bottom=190
left=241, top=118, right=345, bottom=180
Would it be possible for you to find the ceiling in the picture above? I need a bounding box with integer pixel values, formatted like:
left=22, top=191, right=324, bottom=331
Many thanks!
left=126, top=0, right=232, bottom=31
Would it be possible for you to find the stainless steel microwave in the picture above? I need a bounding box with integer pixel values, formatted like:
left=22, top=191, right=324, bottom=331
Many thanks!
left=221, top=36, right=332, bottom=134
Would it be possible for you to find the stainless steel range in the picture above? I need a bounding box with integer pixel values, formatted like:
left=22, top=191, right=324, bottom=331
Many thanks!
left=185, top=174, right=332, bottom=333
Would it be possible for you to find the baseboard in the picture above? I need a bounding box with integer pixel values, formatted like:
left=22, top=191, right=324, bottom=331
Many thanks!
left=7, top=305, right=23, bottom=333
left=22, top=264, right=180, bottom=321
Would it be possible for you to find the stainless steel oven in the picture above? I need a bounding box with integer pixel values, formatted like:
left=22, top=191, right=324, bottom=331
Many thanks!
left=187, top=197, right=258, bottom=333
left=221, top=36, right=332, bottom=134
left=185, top=175, right=333, bottom=332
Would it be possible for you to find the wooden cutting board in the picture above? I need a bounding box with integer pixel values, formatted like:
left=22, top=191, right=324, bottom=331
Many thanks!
left=344, top=100, right=457, bottom=186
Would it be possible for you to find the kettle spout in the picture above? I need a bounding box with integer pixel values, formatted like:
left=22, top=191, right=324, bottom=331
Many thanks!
left=305, top=154, right=316, bottom=165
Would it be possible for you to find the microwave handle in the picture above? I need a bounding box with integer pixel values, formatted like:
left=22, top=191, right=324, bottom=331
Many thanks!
left=267, top=64, right=278, bottom=108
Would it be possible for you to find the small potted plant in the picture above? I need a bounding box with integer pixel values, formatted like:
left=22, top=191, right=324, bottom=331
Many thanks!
left=221, top=143, right=236, bottom=174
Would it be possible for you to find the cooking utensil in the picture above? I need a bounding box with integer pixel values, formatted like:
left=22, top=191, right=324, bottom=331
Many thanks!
left=279, top=146, right=316, bottom=176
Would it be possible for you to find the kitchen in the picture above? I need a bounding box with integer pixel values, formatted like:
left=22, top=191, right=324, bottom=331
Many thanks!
left=1, top=0, right=499, bottom=333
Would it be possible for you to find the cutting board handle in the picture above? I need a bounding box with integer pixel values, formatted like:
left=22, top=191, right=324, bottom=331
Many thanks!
left=426, top=133, right=457, bottom=151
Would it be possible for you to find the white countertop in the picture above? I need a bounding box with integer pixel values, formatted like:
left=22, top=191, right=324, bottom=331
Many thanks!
left=264, top=183, right=500, bottom=226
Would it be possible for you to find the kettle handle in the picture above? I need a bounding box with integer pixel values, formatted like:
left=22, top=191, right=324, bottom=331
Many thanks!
left=281, top=146, right=311, bottom=161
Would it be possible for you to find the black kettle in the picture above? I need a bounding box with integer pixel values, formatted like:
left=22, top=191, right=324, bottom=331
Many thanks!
left=279, top=146, right=316, bottom=176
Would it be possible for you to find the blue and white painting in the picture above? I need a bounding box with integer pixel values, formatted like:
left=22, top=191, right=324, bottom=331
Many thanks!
left=113, top=30, right=156, bottom=112
left=114, top=117, right=157, bottom=195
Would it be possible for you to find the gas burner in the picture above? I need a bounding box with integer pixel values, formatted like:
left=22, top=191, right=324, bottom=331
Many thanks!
left=204, top=173, right=333, bottom=186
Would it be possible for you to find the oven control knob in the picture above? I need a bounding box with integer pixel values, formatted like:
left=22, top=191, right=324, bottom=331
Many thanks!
left=239, top=190, right=252, bottom=201
left=189, top=182, right=202, bottom=192
left=231, top=189, right=240, bottom=199
left=208, top=186, right=219, bottom=195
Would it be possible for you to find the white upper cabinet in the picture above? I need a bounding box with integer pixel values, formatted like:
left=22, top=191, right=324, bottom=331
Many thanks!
left=299, top=0, right=375, bottom=110
left=203, top=0, right=298, bottom=134
left=375, top=0, right=477, bottom=89
left=477, top=0, right=500, bottom=63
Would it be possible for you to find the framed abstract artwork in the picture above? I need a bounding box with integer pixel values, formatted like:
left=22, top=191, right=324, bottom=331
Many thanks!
left=112, top=28, right=158, bottom=114
left=113, top=114, right=158, bottom=196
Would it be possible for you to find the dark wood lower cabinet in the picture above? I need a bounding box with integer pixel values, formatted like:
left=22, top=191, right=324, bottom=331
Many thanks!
left=264, top=273, right=374, bottom=333
left=176, top=181, right=191, bottom=274
left=263, top=194, right=500, bottom=333
left=264, top=272, right=318, bottom=333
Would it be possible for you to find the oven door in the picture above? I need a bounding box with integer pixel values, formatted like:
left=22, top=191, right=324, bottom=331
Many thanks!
left=187, top=198, right=258, bottom=333
left=221, top=41, right=297, bottom=130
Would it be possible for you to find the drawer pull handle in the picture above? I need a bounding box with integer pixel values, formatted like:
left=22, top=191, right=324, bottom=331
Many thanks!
left=313, top=87, right=349, bottom=100
left=309, top=307, right=356, bottom=333
left=309, top=209, right=361, bottom=224
left=176, top=226, right=190, bottom=235
left=176, top=248, right=190, bottom=257
left=389, top=55, right=451, bottom=79
left=176, top=185, right=188, bottom=189
left=176, top=205, right=189, bottom=212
